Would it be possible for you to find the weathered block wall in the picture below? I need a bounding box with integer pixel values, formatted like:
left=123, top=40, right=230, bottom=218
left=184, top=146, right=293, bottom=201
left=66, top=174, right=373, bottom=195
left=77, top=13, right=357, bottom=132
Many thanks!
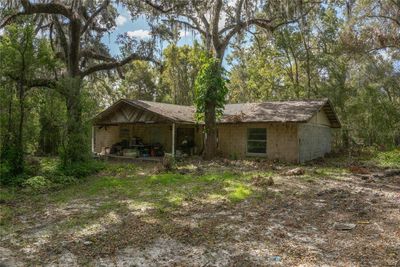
left=94, top=125, right=119, bottom=153
left=298, top=123, right=331, bottom=163
left=217, top=123, right=299, bottom=162
left=131, top=124, right=172, bottom=152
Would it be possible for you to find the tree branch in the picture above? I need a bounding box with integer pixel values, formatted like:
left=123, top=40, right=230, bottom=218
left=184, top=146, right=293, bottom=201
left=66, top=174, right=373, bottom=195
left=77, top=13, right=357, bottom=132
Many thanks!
left=366, top=15, right=400, bottom=27
left=80, top=53, right=153, bottom=77
left=0, top=12, right=25, bottom=28
left=52, top=15, right=69, bottom=59
left=144, top=0, right=179, bottom=13
left=1, top=0, right=73, bottom=29
left=81, top=0, right=110, bottom=34
left=20, top=0, right=73, bottom=19
left=211, top=0, right=223, bottom=49
left=27, top=78, right=57, bottom=89
left=80, top=49, right=116, bottom=62
left=162, top=18, right=206, bottom=36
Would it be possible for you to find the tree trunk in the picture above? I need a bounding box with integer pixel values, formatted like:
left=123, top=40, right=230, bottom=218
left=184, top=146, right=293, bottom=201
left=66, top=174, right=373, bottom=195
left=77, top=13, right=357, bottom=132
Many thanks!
left=203, top=100, right=217, bottom=160
left=61, top=77, right=88, bottom=166
left=15, top=80, right=25, bottom=174
left=202, top=50, right=224, bottom=160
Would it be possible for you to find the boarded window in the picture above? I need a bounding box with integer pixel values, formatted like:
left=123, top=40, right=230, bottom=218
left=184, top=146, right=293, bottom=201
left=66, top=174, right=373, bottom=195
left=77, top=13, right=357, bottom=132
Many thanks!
left=247, top=128, right=266, bottom=154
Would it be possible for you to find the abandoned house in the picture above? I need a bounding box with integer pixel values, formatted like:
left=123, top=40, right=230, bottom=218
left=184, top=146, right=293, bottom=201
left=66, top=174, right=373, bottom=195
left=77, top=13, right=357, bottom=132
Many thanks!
left=92, top=98, right=341, bottom=163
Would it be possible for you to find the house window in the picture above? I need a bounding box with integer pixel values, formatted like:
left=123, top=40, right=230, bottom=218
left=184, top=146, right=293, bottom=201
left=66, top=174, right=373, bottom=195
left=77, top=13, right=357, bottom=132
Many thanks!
left=247, top=128, right=266, bottom=155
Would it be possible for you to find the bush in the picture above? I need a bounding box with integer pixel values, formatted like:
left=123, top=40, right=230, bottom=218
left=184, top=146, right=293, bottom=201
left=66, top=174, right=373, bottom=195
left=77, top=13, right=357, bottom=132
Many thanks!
left=25, top=157, right=41, bottom=176
left=162, top=154, right=176, bottom=171
left=0, top=162, right=29, bottom=187
left=376, top=149, right=400, bottom=168
left=0, top=161, right=12, bottom=185
left=23, top=175, right=51, bottom=192
left=61, top=160, right=105, bottom=178
left=49, top=174, right=78, bottom=186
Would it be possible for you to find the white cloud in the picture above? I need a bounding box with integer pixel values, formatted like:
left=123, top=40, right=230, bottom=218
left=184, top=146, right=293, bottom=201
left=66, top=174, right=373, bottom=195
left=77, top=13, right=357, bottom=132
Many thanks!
left=179, top=29, right=191, bottom=37
left=116, top=15, right=128, bottom=26
left=126, top=29, right=150, bottom=39
left=0, top=28, right=4, bottom=36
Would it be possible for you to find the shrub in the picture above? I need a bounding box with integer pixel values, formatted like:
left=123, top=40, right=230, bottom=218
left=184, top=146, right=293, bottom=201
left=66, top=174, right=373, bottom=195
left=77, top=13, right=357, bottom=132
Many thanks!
left=0, top=162, right=12, bottom=185
left=23, top=176, right=51, bottom=192
left=61, top=160, right=105, bottom=178
left=25, top=157, right=41, bottom=176
left=162, top=154, right=176, bottom=171
left=376, top=149, right=400, bottom=168
left=0, top=162, right=29, bottom=187
left=49, top=174, right=78, bottom=186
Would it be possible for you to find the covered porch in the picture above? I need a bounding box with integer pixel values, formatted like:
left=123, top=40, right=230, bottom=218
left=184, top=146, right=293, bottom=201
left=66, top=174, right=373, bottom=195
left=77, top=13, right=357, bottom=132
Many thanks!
left=92, top=99, right=203, bottom=159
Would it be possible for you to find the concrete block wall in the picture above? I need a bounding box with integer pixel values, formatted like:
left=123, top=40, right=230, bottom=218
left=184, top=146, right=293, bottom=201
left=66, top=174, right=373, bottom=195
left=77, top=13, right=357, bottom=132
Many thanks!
left=298, top=123, right=331, bottom=163
left=217, top=122, right=299, bottom=162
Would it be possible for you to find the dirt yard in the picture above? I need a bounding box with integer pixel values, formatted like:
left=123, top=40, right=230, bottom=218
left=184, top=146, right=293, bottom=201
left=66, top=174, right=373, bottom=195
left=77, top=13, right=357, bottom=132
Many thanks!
left=1, top=156, right=399, bottom=266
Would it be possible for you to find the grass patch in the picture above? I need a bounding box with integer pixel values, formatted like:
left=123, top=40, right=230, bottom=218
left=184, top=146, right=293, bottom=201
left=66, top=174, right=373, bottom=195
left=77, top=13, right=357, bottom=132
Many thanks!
left=0, top=188, right=16, bottom=203
left=225, top=181, right=253, bottom=202
left=148, top=173, right=188, bottom=185
left=374, top=149, right=400, bottom=168
left=0, top=205, right=14, bottom=229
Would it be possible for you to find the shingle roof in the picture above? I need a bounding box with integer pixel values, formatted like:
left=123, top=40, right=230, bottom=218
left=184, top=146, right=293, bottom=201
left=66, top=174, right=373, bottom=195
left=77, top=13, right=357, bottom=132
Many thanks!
left=126, top=100, right=196, bottom=123
left=221, top=99, right=341, bottom=127
left=94, top=99, right=341, bottom=128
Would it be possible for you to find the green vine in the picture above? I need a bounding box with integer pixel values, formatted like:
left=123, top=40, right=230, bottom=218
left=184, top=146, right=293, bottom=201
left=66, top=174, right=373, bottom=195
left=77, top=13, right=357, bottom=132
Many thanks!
left=194, top=56, right=228, bottom=121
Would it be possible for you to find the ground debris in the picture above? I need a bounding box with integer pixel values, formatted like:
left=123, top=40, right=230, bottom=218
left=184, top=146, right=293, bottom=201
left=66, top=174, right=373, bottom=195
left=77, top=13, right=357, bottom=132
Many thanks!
left=333, top=222, right=356, bottom=230
left=283, top=167, right=305, bottom=176
left=349, top=165, right=370, bottom=175
left=381, top=169, right=400, bottom=178
left=252, top=175, right=274, bottom=187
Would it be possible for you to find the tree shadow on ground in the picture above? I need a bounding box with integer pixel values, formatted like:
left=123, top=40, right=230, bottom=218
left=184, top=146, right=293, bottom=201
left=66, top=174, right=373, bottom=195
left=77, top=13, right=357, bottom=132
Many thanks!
left=3, top=162, right=399, bottom=266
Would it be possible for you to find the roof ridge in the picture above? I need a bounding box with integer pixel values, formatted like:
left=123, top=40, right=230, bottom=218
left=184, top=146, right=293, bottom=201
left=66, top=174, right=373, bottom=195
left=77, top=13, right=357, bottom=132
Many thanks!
left=129, top=99, right=194, bottom=108
left=225, top=98, right=328, bottom=106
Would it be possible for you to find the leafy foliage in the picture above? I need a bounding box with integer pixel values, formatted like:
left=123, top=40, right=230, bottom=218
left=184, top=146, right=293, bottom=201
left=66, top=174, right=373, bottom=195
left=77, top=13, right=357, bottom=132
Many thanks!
left=227, top=3, right=400, bottom=148
left=161, top=43, right=205, bottom=105
left=23, top=175, right=51, bottom=192
left=194, top=57, right=228, bottom=121
left=0, top=23, right=58, bottom=182
left=60, top=160, right=105, bottom=179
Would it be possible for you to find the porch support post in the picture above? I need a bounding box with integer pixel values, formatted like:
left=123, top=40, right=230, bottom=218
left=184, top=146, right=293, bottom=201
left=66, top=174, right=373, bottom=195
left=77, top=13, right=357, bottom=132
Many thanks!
left=91, top=126, right=95, bottom=153
left=172, top=122, right=176, bottom=157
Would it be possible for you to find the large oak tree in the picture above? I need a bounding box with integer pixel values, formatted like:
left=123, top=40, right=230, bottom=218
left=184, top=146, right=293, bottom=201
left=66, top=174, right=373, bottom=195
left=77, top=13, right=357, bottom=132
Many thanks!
left=1, top=0, right=154, bottom=165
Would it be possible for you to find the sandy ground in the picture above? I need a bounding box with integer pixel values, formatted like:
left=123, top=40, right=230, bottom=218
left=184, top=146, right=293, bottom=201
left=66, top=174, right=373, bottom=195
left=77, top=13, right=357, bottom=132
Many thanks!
left=1, top=161, right=399, bottom=266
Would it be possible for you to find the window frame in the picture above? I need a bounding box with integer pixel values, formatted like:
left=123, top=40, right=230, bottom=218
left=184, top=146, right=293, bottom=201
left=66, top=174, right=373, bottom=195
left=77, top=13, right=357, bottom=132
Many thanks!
left=246, top=128, right=267, bottom=156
